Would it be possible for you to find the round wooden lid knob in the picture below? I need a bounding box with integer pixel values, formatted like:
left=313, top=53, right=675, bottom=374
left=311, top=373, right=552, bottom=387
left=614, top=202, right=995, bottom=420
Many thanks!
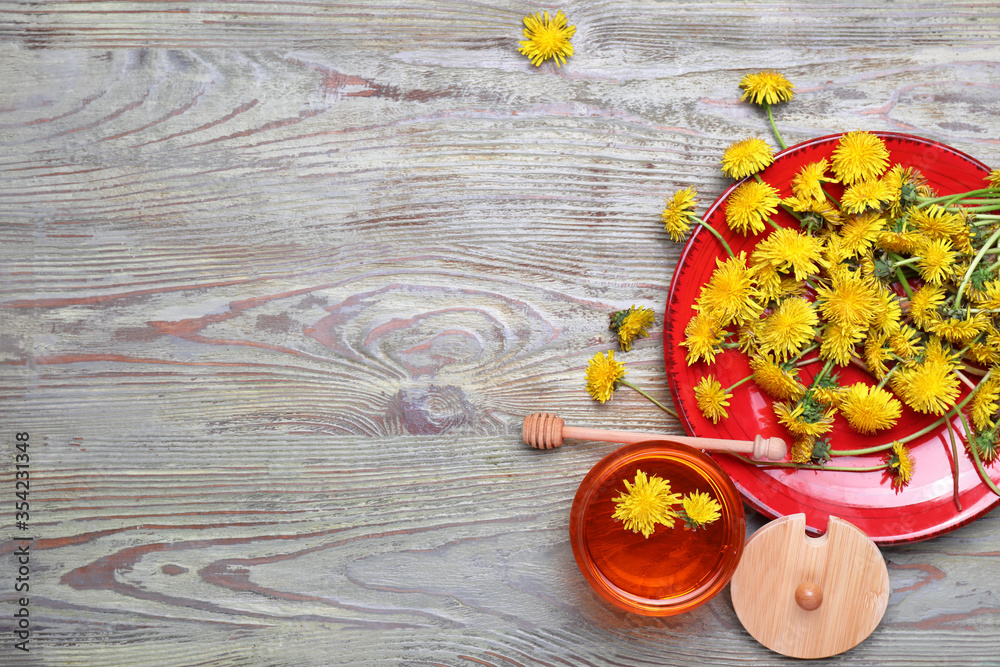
left=730, top=514, right=889, bottom=659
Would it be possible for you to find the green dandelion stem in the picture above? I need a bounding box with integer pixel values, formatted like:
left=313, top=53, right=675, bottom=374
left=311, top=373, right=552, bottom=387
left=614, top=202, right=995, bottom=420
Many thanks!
left=895, top=267, right=915, bottom=300
left=732, top=453, right=886, bottom=472
left=725, top=374, right=755, bottom=393
left=765, top=103, right=787, bottom=150
left=891, top=256, right=921, bottom=269
left=620, top=379, right=680, bottom=419
left=956, top=227, right=1000, bottom=309
left=965, top=205, right=1000, bottom=214
left=695, top=219, right=734, bottom=258
left=917, top=188, right=998, bottom=208
left=956, top=409, right=1000, bottom=498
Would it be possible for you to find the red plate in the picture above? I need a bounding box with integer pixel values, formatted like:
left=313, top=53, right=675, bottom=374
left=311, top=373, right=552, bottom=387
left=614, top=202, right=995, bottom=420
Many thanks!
left=663, top=132, right=1000, bottom=545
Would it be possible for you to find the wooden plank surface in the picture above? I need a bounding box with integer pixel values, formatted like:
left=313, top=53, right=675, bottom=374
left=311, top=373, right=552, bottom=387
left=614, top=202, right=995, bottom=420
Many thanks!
left=1, top=2, right=999, bottom=664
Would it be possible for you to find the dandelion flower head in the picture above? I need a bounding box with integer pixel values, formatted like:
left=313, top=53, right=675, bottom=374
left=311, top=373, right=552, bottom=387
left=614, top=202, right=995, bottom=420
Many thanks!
left=758, top=297, right=819, bottom=362
left=518, top=11, right=575, bottom=67
left=695, top=252, right=763, bottom=327
left=681, top=491, right=722, bottom=529
left=681, top=311, right=726, bottom=365
left=838, top=382, right=903, bottom=434
left=987, top=169, right=1000, bottom=189
left=611, top=470, right=681, bottom=538
left=694, top=374, right=732, bottom=423
left=831, top=131, right=890, bottom=185
left=791, top=159, right=836, bottom=202
left=661, top=186, right=698, bottom=241
left=721, top=137, right=774, bottom=180
left=739, top=70, right=795, bottom=106
left=610, top=305, right=655, bottom=352
left=725, top=180, right=781, bottom=236
left=585, top=350, right=625, bottom=403
left=886, top=441, right=915, bottom=490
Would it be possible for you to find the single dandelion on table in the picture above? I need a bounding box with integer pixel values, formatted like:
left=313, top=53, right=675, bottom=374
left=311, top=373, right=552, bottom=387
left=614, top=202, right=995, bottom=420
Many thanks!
left=679, top=491, right=723, bottom=530
left=609, top=305, right=655, bottom=352
left=661, top=186, right=698, bottom=242
left=739, top=71, right=795, bottom=106
left=518, top=10, right=576, bottom=67
left=585, top=350, right=626, bottom=403
left=611, top=470, right=681, bottom=538
left=721, top=137, right=774, bottom=180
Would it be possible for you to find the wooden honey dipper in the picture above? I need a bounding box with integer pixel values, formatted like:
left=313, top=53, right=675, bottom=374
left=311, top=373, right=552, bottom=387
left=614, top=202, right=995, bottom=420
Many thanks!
left=522, top=412, right=786, bottom=461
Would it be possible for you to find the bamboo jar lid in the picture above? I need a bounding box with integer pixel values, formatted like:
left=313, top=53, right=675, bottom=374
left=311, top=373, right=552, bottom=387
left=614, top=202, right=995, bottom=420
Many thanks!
left=730, top=514, right=890, bottom=659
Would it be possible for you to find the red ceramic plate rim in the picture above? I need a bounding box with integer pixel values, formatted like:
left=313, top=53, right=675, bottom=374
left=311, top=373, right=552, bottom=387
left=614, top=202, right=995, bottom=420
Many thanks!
left=664, top=131, right=1000, bottom=545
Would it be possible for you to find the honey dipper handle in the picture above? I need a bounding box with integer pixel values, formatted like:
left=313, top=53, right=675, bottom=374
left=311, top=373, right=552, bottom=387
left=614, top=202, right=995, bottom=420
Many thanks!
left=522, top=413, right=786, bottom=460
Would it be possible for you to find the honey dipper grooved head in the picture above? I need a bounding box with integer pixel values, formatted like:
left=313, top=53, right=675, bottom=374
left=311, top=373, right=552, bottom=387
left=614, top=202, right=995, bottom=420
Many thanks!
left=523, top=412, right=564, bottom=449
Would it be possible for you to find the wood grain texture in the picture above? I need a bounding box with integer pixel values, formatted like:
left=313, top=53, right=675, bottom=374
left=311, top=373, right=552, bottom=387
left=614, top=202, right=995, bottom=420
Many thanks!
left=1, top=2, right=999, bottom=665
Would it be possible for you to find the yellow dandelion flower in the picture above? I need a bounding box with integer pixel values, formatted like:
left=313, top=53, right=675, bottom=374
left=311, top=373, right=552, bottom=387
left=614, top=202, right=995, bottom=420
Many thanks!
left=967, top=341, right=1000, bottom=367
left=831, top=131, right=890, bottom=186
left=661, top=186, right=698, bottom=241
left=923, top=335, right=961, bottom=368
left=908, top=204, right=961, bottom=238
left=680, top=312, right=726, bottom=364
left=838, top=383, right=903, bottom=434
left=585, top=350, right=626, bottom=403
left=791, top=159, right=836, bottom=202
left=819, top=321, right=866, bottom=366
left=927, top=311, right=986, bottom=345
left=864, top=333, right=893, bottom=381
left=721, top=137, right=775, bottom=180
left=611, top=470, right=681, bottom=538
left=790, top=436, right=815, bottom=464
left=751, top=227, right=827, bottom=282
left=841, top=179, right=895, bottom=214
left=872, top=286, right=903, bottom=337
left=885, top=165, right=932, bottom=219
left=876, top=228, right=923, bottom=254
left=681, top=491, right=722, bottom=529
left=915, top=237, right=958, bottom=286
left=907, top=283, right=947, bottom=329
left=969, top=374, right=1000, bottom=432
left=739, top=70, right=795, bottom=106
left=695, top=252, right=764, bottom=327
left=815, top=271, right=879, bottom=328
left=890, top=359, right=961, bottom=416
left=681, top=311, right=727, bottom=365
left=737, top=318, right=763, bottom=355
left=725, top=180, right=782, bottom=236
left=751, top=261, right=784, bottom=302
left=839, top=211, right=886, bottom=256
left=973, top=279, right=1000, bottom=310
left=774, top=397, right=836, bottom=438
left=783, top=194, right=844, bottom=226
left=886, top=441, right=915, bottom=490
left=518, top=11, right=575, bottom=67
left=610, top=305, right=655, bottom=352
left=889, top=324, right=922, bottom=361
left=750, top=354, right=806, bottom=401
left=694, top=375, right=732, bottom=424
left=986, top=169, right=1000, bottom=189
left=759, top=297, right=819, bottom=361
left=970, top=428, right=1000, bottom=465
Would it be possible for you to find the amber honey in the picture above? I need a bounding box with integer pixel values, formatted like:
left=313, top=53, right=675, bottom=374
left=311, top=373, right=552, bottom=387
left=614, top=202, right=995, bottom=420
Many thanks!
left=569, top=440, right=745, bottom=615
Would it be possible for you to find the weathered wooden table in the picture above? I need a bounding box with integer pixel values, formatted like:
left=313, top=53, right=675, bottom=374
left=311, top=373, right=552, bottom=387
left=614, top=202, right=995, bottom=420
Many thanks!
left=3, top=2, right=999, bottom=665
